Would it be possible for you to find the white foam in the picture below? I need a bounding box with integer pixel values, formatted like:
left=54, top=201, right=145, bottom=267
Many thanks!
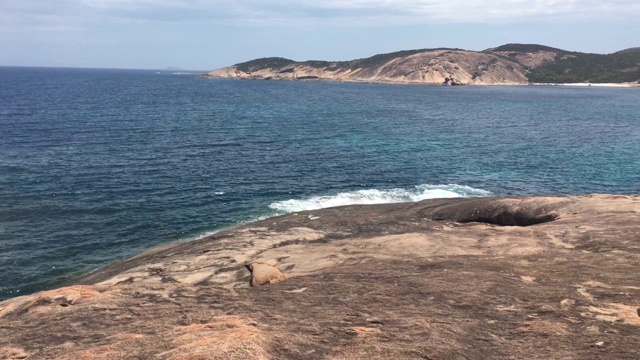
left=269, top=184, right=491, bottom=213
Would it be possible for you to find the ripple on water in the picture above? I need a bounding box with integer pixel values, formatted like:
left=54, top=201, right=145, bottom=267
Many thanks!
left=0, top=68, right=639, bottom=300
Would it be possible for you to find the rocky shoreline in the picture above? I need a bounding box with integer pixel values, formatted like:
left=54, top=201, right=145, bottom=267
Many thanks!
left=1, top=195, right=639, bottom=359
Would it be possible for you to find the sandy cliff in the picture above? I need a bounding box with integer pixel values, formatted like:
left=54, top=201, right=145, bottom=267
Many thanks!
left=1, top=195, right=639, bottom=359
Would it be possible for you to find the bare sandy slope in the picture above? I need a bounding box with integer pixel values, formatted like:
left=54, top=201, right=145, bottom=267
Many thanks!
left=1, top=195, right=639, bottom=359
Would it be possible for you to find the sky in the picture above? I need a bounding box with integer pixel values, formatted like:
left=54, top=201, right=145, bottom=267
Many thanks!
left=1, top=0, right=639, bottom=70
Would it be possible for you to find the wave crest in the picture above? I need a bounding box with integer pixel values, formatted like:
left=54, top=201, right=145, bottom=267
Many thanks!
left=269, top=184, right=491, bottom=213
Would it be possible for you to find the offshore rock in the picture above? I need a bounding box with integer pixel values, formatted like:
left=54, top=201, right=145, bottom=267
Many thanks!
left=0, top=195, right=639, bottom=359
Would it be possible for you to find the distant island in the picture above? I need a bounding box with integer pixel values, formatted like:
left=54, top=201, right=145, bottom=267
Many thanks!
left=205, top=43, right=640, bottom=86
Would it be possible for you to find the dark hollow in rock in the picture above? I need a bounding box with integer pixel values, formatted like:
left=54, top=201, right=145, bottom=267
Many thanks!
left=418, top=197, right=562, bottom=226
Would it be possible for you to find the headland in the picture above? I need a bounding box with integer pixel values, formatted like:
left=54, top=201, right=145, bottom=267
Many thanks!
left=204, top=44, right=640, bottom=86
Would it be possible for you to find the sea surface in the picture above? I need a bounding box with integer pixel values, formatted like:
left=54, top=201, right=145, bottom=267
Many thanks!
left=1, top=67, right=638, bottom=300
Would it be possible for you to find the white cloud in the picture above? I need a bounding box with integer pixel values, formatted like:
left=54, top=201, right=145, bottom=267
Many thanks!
left=1, top=0, right=639, bottom=31
left=289, top=0, right=640, bottom=23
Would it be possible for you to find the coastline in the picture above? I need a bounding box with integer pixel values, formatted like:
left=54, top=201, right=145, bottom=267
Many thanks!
left=530, top=82, right=640, bottom=88
left=1, top=194, right=639, bottom=359
left=203, top=75, right=639, bottom=87
left=201, top=75, right=528, bottom=86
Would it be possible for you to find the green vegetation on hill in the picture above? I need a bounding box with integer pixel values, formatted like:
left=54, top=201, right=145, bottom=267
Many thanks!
left=235, top=57, right=295, bottom=73
left=525, top=49, right=640, bottom=83
left=614, top=47, right=640, bottom=55
left=299, top=60, right=333, bottom=68
left=489, top=43, right=563, bottom=53
left=488, top=43, right=639, bottom=83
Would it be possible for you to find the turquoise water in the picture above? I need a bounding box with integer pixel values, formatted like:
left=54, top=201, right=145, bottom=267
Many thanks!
left=1, top=67, right=638, bottom=300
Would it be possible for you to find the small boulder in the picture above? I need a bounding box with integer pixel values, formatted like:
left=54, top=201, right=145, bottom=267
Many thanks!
left=246, top=260, right=286, bottom=287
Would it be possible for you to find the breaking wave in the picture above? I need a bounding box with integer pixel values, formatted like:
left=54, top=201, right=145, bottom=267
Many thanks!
left=269, top=184, right=491, bottom=213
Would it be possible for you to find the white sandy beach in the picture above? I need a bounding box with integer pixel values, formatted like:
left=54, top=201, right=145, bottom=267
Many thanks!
left=533, top=82, right=639, bottom=87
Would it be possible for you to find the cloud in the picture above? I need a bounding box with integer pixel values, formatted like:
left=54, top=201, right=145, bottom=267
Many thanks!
left=1, top=0, right=639, bottom=32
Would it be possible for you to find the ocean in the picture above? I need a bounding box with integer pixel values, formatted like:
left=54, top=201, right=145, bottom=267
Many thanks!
left=0, top=67, right=638, bottom=300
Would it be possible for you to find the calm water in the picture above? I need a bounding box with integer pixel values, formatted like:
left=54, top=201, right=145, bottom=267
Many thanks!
left=1, top=67, right=638, bottom=300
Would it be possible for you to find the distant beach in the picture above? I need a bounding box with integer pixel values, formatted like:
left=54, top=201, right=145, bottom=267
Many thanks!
left=532, top=82, right=639, bottom=87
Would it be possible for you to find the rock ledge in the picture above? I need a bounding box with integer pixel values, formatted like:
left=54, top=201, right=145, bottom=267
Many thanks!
left=1, top=195, right=639, bottom=359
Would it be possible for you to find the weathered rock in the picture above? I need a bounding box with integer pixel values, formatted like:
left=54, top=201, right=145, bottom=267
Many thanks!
left=0, top=195, right=638, bottom=359
left=246, top=260, right=286, bottom=287
left=0, top=285, right=103, bottom=319
left=0, top=347, right=28, bottom=359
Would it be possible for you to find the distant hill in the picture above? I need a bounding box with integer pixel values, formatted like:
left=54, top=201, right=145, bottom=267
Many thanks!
left=205, top=44, right=640, bottom=85
left=614, top=47, right=640, bottom=55
left=492, top=44, right=640, bottom=83
left=486, top=44, right=564, bottom=53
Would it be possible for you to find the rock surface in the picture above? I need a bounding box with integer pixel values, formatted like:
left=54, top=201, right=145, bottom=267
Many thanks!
left=0, top=195, right=639, bottom=359
left=247, top=260, right=287, bottom=287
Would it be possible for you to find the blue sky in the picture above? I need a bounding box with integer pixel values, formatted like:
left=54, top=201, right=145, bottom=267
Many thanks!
left=1, top=0, right=639, bottom=70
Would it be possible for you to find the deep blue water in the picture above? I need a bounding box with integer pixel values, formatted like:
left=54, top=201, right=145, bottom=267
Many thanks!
left=0, top=67, right=638, bottom=300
